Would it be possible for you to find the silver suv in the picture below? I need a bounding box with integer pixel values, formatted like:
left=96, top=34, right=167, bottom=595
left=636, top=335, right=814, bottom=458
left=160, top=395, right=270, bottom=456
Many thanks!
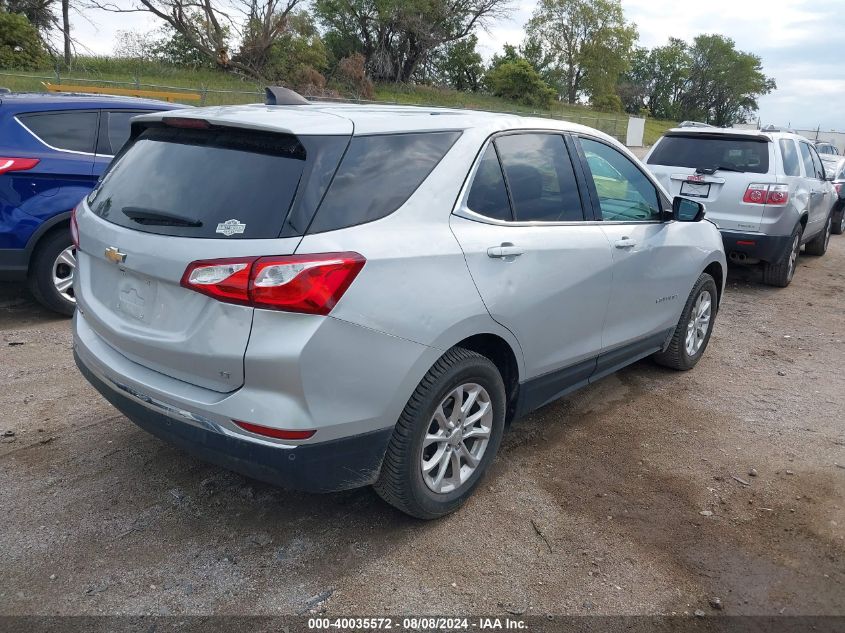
left=646, top=128, right=836, bottom=287
left=72, top=99, right=726, bottom=518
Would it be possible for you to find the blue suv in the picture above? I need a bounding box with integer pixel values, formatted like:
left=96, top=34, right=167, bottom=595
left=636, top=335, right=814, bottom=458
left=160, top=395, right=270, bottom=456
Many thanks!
left=0, top=91, right=181, bottom=314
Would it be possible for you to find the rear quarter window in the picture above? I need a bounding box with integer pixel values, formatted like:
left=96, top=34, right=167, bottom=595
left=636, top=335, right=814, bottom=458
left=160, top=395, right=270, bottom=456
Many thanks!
left=779, top=139, right=802, bottom=177
left=648, top=134, right=769, bottom=174
left=307, top=131, right=460, bottom=234
left=18, top=110, right=98, bottom=153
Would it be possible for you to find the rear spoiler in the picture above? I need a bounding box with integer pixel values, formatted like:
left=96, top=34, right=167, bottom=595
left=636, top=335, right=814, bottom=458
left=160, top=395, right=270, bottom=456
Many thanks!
left=665, top=130, right=770, bottom=143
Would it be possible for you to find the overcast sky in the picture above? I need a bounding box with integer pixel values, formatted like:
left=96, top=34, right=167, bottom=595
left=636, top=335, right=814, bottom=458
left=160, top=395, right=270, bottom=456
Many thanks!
left=72, top=0, right=845, bottom=130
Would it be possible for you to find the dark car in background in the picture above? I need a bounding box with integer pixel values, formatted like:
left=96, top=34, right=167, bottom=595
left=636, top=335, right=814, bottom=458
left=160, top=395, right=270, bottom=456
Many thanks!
left=0, top=92, right=181, bottom=314
left=830, top=158, right=845, bottom=235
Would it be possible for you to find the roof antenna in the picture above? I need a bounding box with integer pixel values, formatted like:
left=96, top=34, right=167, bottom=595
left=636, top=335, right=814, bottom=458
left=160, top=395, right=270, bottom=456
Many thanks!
left=265, top=86, right=309, bottom=106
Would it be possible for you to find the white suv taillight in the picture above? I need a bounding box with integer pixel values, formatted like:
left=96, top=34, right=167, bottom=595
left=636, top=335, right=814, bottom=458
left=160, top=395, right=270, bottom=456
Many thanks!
left=180, top=253, right=365, bottom=315
left=742, top=183, right=789, bottom=206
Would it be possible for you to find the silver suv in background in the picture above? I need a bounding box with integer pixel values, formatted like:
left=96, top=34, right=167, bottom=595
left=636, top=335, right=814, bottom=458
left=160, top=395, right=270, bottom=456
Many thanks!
left=646, top=128, right=836, bottom=287
left=814, top=141, right=841, bottom=176
left=73, top=99, right=726, bottom=519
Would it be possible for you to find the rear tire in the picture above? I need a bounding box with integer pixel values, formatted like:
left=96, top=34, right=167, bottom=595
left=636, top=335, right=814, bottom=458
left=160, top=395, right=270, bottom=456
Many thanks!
left=653, top=273, right=717, bottom=371
left=805, top=214, right=832, bottom=256
left=762, top=225, right=802, bottom=287
left=374, top=347, right=506, bottom=520
left=27, top=229, right=76, bottom=317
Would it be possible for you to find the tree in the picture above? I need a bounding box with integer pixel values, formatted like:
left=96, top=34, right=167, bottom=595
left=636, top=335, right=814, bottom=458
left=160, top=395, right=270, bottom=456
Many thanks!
left=619, top=39, right=690, bottom=119
left=89, top=0, right=302, bottom=79
left=437, top=33, right=483, bottom=91
left=485, top=58, right=556, bottom=108
left=525, top=0, right=636, bottom=104
left=0, top=11, right=49, bottom=68
left=680, top=34, right=775, bottom=126
left=314, top=0, right=509, bottom=83
left=255, top=10, right=327, bottom=87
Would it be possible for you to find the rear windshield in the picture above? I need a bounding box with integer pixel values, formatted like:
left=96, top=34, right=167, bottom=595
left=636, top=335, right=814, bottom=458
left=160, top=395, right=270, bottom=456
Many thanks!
left=647, top=134, right=769, bottom=174
left=87, top=126, right=308, bottom=239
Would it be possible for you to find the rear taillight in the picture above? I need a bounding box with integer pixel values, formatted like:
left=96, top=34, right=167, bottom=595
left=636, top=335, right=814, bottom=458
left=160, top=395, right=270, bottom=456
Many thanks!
left=70, top=203, right=80, bottom=249
left=0, top=157, right=39, bottom=175
left=180, top=252, right=365, bottom=315
left=835, top=183, right=842, bottom=194
left=233, top=420, right=316, bottom=440
left=742, top=183, right=789, bottom=206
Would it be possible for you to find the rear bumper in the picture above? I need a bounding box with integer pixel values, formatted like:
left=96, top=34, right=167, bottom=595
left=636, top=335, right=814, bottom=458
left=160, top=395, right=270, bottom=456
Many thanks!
left=75, top=348, right=393, bottom=493
left=720, top=230, right=793, bottom=264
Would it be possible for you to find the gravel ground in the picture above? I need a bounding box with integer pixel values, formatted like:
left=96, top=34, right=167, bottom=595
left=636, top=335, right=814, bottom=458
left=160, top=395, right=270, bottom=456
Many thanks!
left=0, top=237, right=843, bottom=618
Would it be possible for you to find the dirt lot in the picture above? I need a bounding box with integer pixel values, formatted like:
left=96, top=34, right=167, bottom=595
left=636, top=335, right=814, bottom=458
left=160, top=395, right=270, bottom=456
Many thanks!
left=1, top=239, right=843, bottom=618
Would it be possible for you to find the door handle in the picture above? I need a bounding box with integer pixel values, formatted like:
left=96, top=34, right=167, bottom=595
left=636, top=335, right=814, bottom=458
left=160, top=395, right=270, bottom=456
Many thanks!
left=487, top=243, right=524, bottom=258
left=614, top=237, right=637, bottom=249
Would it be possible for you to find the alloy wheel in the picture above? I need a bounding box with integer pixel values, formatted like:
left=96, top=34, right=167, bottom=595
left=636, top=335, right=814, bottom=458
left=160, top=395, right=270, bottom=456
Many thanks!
left=787, top=233, right=800, bottom=280
left=420, top=383, right=492, bottom=494
left=685, top=290, right=712, bottom=357
left=52, top=246, right=76, bottom=304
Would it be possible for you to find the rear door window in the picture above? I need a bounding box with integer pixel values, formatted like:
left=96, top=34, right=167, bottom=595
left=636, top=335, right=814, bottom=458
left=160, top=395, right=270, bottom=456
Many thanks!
left=798, top=142, right=816, bottom=178
left=494, top=133, right=584, bottom=222
left=308, top=132, right=460, bottom=233
left=648, top=134, right=769, bottom=174
left=779, top=139, right=802, bottom=176
left=809, top=145, right=825, bottom=179
left=87, top=125, right=308, bottom=238
left=18, top=110, right=98, bottom=153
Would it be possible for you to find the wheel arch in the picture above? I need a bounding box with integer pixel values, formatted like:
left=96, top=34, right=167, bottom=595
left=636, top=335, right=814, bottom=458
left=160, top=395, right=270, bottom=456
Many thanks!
left=702, top=260, right=724, bottom=308
left=24, top=210, right=71, bottom=264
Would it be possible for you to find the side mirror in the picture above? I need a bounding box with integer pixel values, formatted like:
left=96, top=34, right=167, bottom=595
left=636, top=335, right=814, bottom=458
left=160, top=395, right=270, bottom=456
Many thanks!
left=673, top=196, right=706, bottom=222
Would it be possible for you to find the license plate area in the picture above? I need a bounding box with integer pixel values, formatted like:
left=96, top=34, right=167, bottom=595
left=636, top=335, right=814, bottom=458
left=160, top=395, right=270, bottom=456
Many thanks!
left=116, top=270, right=158, bottom=324
left=680, top=181, right=711, bottom=198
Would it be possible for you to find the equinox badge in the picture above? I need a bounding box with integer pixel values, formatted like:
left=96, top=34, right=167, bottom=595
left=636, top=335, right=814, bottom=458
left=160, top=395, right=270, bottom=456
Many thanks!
left=105, top=246, right=126, bottom=264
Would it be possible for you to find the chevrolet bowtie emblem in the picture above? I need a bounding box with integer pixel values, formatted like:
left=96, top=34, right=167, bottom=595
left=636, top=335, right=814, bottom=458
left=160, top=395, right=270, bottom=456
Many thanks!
left=105, top=246, right=126, bottom=264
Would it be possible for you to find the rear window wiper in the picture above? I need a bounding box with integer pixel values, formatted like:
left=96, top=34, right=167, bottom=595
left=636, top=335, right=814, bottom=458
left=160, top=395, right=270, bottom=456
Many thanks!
left=121, top=206, right=202, bottom=228
left=696, top=165, right=744, bottom=174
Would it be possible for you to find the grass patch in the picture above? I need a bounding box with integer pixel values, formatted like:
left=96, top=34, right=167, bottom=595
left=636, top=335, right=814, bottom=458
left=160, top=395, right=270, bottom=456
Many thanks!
left=0, top=58, right=676, bottom=144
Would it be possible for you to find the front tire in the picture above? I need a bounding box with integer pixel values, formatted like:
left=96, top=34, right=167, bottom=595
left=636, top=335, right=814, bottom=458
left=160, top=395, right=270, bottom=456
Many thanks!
left=374, top=347, right=506, bottom=519
left=805, top=214, right=832, bottom=256
left=27, top=229, right=76, bottom=316
left=653, top=273, right=717, bottom=371
left=832, top=205, right=845, bottom=235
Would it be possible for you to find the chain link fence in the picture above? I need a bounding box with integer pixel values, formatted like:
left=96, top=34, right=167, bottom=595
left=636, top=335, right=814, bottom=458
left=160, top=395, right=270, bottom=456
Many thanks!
left=0, top=70, right=629, bottom=141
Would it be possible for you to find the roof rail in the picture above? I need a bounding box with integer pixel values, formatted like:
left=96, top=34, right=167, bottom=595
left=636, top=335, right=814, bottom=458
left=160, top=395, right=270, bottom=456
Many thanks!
left=678, top=120, right=712, bottom=128
left=265, top=86, right=309, bottom=106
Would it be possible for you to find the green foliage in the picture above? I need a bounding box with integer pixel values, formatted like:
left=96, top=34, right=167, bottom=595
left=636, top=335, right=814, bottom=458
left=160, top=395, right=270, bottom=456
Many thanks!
left=619, top=34, right=774, bottom=126
left=485, top=58, right=556, bottom=108
left=151, top=27, right=216, bottom=70
left=261, top=11, right=327, bottom=87
left=2, top=0, right=55, bottom=34
left=681, top=34, right=775, bottom=126
left=525, top=0, right=637, bottom=104
left=315, top=0, right=507, bottom=83
left=0, top=12, right=48, bottom=69
left=437, top=34, right=484, bottom=92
